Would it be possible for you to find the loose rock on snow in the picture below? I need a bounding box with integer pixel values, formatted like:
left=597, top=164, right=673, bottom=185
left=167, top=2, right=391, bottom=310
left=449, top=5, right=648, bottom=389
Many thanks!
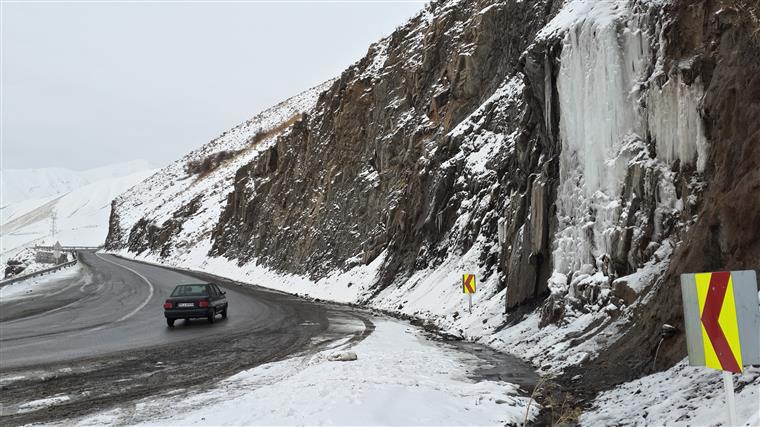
left=327, top=351, right=358, bottom=362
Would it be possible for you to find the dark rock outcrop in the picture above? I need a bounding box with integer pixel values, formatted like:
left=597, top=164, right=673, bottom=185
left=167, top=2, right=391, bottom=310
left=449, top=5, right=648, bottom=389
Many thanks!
left=210, top=0, right=564, bottom=307
left=125, top=195, right=204, bottom=258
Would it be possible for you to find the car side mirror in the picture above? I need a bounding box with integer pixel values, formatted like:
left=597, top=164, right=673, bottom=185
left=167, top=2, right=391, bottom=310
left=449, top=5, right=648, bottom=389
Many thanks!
left=222, top=291, right=227, bottom=295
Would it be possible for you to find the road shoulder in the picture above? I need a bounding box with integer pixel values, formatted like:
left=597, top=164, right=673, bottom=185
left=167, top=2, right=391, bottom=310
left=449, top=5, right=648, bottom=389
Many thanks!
left=66, top=319, right=541, bottom=426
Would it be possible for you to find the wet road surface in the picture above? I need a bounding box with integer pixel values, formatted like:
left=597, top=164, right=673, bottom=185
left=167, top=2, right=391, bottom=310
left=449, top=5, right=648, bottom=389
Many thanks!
left=0, top=252, right=372, bottom=425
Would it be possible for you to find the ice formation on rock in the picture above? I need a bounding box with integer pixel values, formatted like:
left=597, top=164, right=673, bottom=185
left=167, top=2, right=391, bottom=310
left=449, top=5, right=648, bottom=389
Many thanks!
left=551, top=0, right=707, bottom=276
left=647, top=73, right=708, bottom=172
left=553, top=1, right=652, bottom=274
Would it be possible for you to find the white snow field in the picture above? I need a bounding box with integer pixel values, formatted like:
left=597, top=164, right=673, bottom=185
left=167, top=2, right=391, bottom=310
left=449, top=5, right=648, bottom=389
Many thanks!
left=1, top=161, right=156, bottom=265
left=70, top=319, right=540, bottom=426
left=582, top=362, right=760, bottom=426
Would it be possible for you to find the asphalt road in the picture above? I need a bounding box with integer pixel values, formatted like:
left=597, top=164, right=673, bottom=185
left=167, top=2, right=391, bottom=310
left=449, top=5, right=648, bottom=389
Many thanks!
left=1, top=252, right=300, bottom=366
left=0, top=252, right=373, bottom=424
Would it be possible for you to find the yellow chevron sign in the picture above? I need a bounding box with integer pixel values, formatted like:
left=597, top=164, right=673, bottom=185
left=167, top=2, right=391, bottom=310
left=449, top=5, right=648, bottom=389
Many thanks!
left=681, top=270, right=760, bottom=373
left=462, top=274, right=476, bottom=294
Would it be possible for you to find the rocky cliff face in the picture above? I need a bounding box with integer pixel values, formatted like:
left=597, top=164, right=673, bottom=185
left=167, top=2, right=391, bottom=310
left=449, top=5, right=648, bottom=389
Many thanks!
left=107, top=0, right=759, bottom=392
left=209, top=0, right=563, bottom=306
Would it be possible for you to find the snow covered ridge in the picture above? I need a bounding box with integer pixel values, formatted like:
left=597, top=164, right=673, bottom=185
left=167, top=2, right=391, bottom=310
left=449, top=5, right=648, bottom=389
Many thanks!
left=1, top=159, right=151, bottom=205
left=106, top=80, right=333, bottom=257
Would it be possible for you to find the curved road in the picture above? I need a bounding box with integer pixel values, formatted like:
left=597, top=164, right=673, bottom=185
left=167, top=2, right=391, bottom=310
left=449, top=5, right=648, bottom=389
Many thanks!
left=0, top=252, right=372, bottom=424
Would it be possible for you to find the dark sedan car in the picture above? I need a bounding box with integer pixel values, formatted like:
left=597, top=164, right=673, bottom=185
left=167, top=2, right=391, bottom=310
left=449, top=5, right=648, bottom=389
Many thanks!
left=163, top=283, right=228, bottom=327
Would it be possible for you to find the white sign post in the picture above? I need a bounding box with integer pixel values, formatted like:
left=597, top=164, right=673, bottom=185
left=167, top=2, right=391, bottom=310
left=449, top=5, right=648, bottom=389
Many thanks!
left=722, top=371, right=737, bottom=426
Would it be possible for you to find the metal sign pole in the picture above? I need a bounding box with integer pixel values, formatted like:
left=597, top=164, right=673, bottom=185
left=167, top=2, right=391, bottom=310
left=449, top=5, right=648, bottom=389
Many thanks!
left=722, top=371, right=737, bottom=426
left=468, top=293, right=472, bottom=314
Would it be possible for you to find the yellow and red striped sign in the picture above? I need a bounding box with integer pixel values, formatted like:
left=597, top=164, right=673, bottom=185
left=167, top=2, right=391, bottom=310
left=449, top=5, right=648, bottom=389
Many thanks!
left=462, top=274, right=476, bottom=294
left=695, top=272, right=742, bottom=372
left=681, top=270, right=760, bottom=374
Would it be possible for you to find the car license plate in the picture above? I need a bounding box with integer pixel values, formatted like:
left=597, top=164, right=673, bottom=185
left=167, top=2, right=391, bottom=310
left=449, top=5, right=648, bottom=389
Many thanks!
left=177, top=303, right=194, bottom=308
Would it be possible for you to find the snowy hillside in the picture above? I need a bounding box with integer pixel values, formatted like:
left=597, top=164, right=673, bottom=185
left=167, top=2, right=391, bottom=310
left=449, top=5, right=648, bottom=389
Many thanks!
left=106, top=0, right=760, bottom=424
left=106, top=81, right=332, bottom=259
left=1, top=163, right=155, bottom=263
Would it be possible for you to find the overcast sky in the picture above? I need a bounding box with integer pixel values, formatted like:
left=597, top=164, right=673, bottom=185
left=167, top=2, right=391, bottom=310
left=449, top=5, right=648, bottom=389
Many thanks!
left=2, top=1, right=424, bottom=171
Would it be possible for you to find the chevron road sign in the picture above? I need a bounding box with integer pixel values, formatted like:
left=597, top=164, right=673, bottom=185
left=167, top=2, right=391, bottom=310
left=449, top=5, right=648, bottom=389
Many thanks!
left=462, top=274, right=476, bottom=294
left=681, top=270, right=760, bottom=425
left=681, top=270, right=760, bottom=372
left=462, top=274, right=476, bottom=313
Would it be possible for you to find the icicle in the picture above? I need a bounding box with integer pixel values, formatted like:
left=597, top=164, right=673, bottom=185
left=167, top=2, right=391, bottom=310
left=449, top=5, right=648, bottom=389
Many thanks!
left=552, top=3, right=650, bottom=274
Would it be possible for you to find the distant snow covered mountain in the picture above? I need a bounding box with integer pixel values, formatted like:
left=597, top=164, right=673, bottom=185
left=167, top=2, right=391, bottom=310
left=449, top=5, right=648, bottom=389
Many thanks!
left=1, top=159, right=152, bottom=205
left=1, top=160, right=156, bottom=263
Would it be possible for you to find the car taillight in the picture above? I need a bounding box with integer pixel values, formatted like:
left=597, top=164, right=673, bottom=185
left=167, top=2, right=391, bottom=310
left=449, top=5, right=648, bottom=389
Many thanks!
left=198, top=300, right=209, bottom=308
left=163, top=300, right=173, bottom=309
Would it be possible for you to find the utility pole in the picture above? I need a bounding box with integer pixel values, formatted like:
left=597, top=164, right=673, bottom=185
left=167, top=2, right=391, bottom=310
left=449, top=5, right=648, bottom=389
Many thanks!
left=50, top=210, right=58, bottom=239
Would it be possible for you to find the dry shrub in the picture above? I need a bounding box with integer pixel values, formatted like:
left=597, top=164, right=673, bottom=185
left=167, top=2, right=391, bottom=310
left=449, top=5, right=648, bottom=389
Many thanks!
left=546, top=391, right=582, bottom=426
left=184, top=112, right=305, bottom=181
left=523, top=379, right=582, bottom=427
left=185, top=149, right=242, bottom=176
left=246, top=112, right=304, bottom=147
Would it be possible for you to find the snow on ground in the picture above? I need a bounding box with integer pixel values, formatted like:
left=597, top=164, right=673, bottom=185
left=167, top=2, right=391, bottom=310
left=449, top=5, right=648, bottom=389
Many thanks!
left=112, top=234, right=615, bottom=376
left=582, top=362, right=760, bottom=426
left=69, top=319, right=539, bottom=426
left=1, top=247, right=70, bottom=279
left=111, top=231, right=760, bottom=426
left=0, top=263, right=82, bottom=301
left=18, top=395, right=72, bottom=414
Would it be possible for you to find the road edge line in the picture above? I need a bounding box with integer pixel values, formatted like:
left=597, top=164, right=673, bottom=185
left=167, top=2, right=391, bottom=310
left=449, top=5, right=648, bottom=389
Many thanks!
left=95, top=253, right=155, bottom=323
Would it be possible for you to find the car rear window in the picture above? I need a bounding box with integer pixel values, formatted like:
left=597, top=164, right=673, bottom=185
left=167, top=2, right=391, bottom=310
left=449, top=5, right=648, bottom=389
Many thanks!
left=171, top=284, right=209, bottom=297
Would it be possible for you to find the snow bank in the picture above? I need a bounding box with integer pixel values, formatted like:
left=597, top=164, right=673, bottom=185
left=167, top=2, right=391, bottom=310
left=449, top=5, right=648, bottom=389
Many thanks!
left=0, top=263, right=82, bottom=302
left=18, top=395, right=71, bottom=414
left=582, top=361, right=760, bottom=426
left=1, top=247, right=68, bottom=279
left=113, top=237, right=388, bottom=305
left=70, top=320, right=539, bottom=426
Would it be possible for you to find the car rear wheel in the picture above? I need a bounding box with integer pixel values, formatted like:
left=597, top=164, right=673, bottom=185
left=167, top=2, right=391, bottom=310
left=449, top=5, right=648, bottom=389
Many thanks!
left=167, top=318, right=175, bottom=327
left=221, top=307, right=228, bottom=319
left=207, top=312, right=215, bottom=324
